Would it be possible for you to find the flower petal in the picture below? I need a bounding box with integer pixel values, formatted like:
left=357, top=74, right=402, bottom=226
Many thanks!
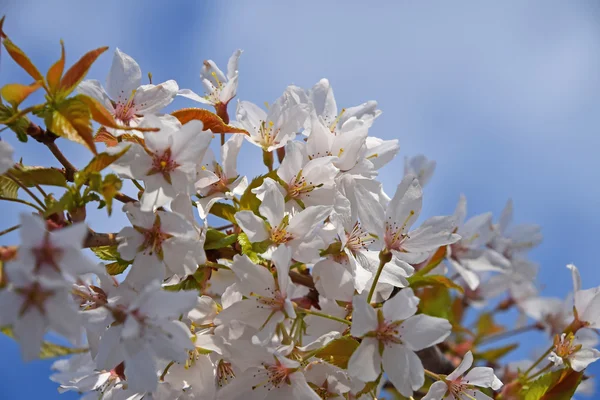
left=400, top=314, right=452, bottom=351
left=235, top=211, right=269, bottom=242
left=350, top=295, right=378, bottom=337
left=347, top=337, right=381, bottom=382
left=107, top=48, right=142, bottom=101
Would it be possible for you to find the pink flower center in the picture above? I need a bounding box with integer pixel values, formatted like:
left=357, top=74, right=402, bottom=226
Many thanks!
left=31, top=234, right=63, bottom=273
left=252, top=360, right=294, bottom=391
left=114, top=92, right=138, bottom=124
left=384, top=210, right=415, bottom=251
left=15, top=282, right=55, bottom=316
left=147, top=148, right=180, bottom=184
left=134, top=216, right=173, bottom=259
left=345, top=221, right=375, bottom=254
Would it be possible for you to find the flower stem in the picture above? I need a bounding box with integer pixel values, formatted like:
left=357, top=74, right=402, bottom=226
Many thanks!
left=367, top=249, right=392, bottom=303
left=523, top=347, right=552, bottom=378
left=0, top=224, right=20, bottom=236
left=527, top=363, right=552, bottom=380
left=478, top=324, right=538, bottom=345
left=297, top=308, right=351, bottom=326
left=424, top=368, right=442, bottom=381
left=132, top=179, right=145, bottom=191
left=0, top=195, right=45, bottom=213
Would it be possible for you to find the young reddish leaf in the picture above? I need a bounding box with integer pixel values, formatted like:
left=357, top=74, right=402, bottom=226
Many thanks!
left=476, top=312, right=504, bottom=338
left=46, top=40, right=65, bottom=94
left=76, top=94, right=119, bottom=128
left=2, top=38, right=44, bottom=82
left=94, top=129, right=119, bottom=147
left=0, top=82, right=42, bottom=106
left=0, top=16, right=6, bottom=39
left=82, top=145, right=130, bottom=176
left=45, top=97, right=97, bottom=154
left=171, top=108, right=248, bottom=135
left=59, top=46, right=108, bottom=96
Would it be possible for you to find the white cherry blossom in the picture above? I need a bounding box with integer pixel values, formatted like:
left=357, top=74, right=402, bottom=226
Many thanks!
left=78, top=48, right=178, bottom=137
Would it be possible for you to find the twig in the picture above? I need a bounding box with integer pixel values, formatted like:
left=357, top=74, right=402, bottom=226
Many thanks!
left=0, top=224, right=20, bottom=236
left=0, top=195, right=45, bottom=213
left=84, top=230, right=118, bottom=248
left=5, top=171, right=46, bottom=209
left=289, top=270, right=315, bottom=289
left=212, top=223, right=234, bottom=231
left=46, top=141, right=77, bottom=182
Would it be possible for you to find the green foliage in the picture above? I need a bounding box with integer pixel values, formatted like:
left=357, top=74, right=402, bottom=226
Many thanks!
left=408, top=274, right=464, bottom=293
left=521, top=369, right=583, bottom=400
left=208, top=202, right=237, bottom=224
left=417, top=285, right=452, bottom=320
left=9, top=166, right=67, bottom=187
left=204, top=229, right=238, bottom=250
left=0, top=175, right=19, bottom=198
left=237, top=232, right=270, bottom=263
left=314, top=337, right=360, bottom=369
left=90, top=245, right=132, bottom=276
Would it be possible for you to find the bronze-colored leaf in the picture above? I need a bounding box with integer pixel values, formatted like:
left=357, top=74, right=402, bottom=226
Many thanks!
left=80, top=145, right=130, bottom=179
left=0, top=82, right=42, bottom=107
left=46, top=40, right=65, bottom=94
left=408, top=274, right=464, bottom=293
left=2, top=38, right=43, bottom=82
left=94, top=128, right=119, bottom=147
left=59, top=46, right=108, bottom=96
left=45, top=97, right=96, bottom=153
left=171, top=108, right=248, bottom=135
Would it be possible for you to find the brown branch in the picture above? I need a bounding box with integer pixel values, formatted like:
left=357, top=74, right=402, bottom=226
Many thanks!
left=46, top=141, right=77, bottom=182
left=289, top=270, right=315, bottom=289
left=25, top=122, right=136, bottom=204
left=84, top=230, right=118, bottom=248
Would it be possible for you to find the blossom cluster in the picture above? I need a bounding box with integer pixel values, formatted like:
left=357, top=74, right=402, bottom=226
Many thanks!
left=1, top=45, right=599, bottom=400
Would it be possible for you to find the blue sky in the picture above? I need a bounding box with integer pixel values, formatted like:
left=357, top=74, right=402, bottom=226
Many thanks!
left=1, top=1, right=599, bottom=398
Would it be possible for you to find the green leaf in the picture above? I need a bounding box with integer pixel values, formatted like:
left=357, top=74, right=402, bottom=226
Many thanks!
left=521, top=369, right=583, bottom=400
left=0, top=104, right=29, bottom=142
left=1, top=326, right=87, bottom=359
left=475, top=343, right=518, bottom=362
left=236, top=232, right=268, bottom=264
left=9, top=166, right=67, bottom=187
left=100, top=174, right=122, bottom=216
left=43, top=97, right=96, bottom=153
left=239, top=171, right=278, bottom=212
left=105, top=260, right=130, bottom=275
left=204, top=230, right=238, bottom=250
left=418, top=285, right=452, bottom=319
left=90, top=245, right=131, bottom=275
left=163, top=276, right=202, bottom=292
left=314, top=337, right=360, bottom=369
left=44, top=190, right=74, bottom=217
left=208, top=202, right=237, bottom=224
left=75, top=145, right=130, bottom=186
left=0, top=175, right=19, bottom=198
left=90, top=245, right=120, bottom=261
left=408, top=274, right=464, bottom=293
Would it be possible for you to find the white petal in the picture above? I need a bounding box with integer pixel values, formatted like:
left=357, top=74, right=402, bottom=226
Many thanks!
left=422, top=381, right=449, bottom=400
left=383, top=288, right=419, bottom=322
left=235, top=211, right=269, bottom=242
left=95, top=325, right=125, bottom=371
left=124, top=344, right=158, bottom=393
left=229, top=254, right=275, bottom=297
left=14, top=309, right=46, bottom=361
left=107, top=48, right=142, bottom=101
left=347, top=338, right=381, bottom=382
left=287, top=205, right=331, bottom=238
left=272, top=245, right=292, bottom=295
left=447, top=351, right=474, bottom=381
left=570, top=347, right=600, bottom=372
left=403, top=216, right=461, bottom=253
left=77, top=80, right=113, bottom=112
left=400, top=314, right=451, bottom=351
left=350, top=295, right=378, bottom=337
left=385, top=175, right=422, bottom=234
left=177, top=88, right=210, bottom=104
left=462, top=366, right=500, bottom=388
left=382, top=344, right=424, bottom=397
left=258, top=178, right=285, bottom=228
